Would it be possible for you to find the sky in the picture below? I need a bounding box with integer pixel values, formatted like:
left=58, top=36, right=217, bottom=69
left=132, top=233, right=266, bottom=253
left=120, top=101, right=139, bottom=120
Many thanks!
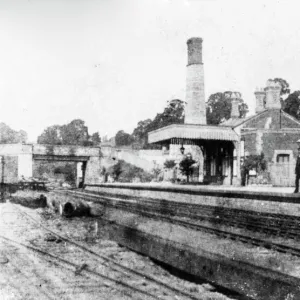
left=0, top=0, right=300, bottom=142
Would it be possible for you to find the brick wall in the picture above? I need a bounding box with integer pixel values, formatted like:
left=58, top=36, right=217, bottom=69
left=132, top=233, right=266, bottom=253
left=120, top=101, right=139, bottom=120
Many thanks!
left=243, top=132, right=257, bottom=155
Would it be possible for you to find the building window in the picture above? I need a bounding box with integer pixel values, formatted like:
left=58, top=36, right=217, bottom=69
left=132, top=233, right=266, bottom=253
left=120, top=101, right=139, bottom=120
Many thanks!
left=276, top=154, right=290, bottom=163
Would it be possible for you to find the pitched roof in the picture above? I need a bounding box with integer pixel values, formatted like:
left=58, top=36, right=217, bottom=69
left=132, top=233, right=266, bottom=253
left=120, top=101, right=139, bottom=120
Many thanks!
left=222, top=109, right=300, bottom=129
left=281, top=110, right=300, bottom=126
left=222, top=109, right=271, bottom=128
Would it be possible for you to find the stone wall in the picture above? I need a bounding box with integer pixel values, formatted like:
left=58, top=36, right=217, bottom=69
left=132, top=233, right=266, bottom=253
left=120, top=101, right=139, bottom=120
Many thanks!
left=0, top=156, right=18, bottom=183
left=242, top=132, right=257, bottom=155
left=85, top=156, right=102, bottom=184
left=262, top=131, right=299, bottom=162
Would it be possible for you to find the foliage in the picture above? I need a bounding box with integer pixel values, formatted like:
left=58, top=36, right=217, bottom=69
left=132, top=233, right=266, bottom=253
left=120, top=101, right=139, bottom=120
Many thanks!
left=152, top=165, right=162, bottom=181
left=270, top=78, right=290, bottom=99
left=37, top=125, right=61, bottom=145
left=265, top=78, right=300, bottom=120
left=115, top=130, right=134, bottom=147
left=282, top=91, right=300, bottom=120
left=164, top=159, right=176, bottom=169
left=0, top=123, right=27, bottom=144
left=110, top=160, right=123, bottom=181
left=241, top=153, right=268, bottom=186
left=179, top=155, right=196, bottom=182
left=37, top=119, right=100, bottom=146
left=107, top=160, right=153, bottom=182
left=90, top=132, right=101, bottom=145
left=131, top=119, right=152, bottom=149
left=116, top=99, right=185, bottom=149
left=206, top=91, right=249, bottom=125
left=34, top=161, right=76, bottom=184
left=135, top=99, right=185, bottom=149
left=120, top=164, right=153, bottom=183
left=148, top=99, right=185, bottom=132
left=54, top=164, right=76, bottom=183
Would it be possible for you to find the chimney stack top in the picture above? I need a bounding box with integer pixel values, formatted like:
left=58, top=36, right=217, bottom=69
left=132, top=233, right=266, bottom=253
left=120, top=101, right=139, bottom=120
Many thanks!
left=187, top=37, right=203, bottom=44
left=264, top=80, right=281, bottom=109
left=187, top=37, right=203, bottom=66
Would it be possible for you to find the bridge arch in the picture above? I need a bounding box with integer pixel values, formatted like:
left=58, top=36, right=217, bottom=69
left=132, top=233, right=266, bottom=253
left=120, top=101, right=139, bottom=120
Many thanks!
left=0, top=144, right=102, bottom=185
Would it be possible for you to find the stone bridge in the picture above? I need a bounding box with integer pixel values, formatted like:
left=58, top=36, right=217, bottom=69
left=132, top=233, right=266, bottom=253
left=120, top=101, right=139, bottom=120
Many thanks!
left=0, top=144, right=102, bottom=184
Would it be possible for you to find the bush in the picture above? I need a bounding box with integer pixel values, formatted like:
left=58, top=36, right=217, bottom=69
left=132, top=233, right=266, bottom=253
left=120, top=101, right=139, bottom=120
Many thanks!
left=107, top=160, right=154, bottom=183
left=164, top=159, right=176, bottom=169
left=152, top=166, right=162, bottom=181
left=179, top=155, right=196, bottom=183
left=241, top=153, right=268, bottom=186
left=110, top=160, right=123, bottom=181
left=34, top=161, right=76, bottom=185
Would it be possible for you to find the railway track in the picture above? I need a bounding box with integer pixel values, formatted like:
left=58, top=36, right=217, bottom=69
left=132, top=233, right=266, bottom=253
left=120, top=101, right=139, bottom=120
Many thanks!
left=3, top=202, right=214, bottom=300
left=59, top=189, right=300, bottom=257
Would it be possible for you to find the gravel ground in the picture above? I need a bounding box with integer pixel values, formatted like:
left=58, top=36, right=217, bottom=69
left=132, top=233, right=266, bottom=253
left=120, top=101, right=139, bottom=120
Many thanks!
left=0, top=191, right=238, bottom=300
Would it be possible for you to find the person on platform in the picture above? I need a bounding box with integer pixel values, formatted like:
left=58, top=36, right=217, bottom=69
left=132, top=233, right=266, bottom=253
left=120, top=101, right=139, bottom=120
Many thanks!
left=294, top=148, right=300, bottom=193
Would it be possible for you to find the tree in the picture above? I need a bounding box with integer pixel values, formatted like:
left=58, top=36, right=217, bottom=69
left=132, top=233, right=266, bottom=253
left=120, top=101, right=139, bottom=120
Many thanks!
left=60, top=119, right=90, bottom=146
left=37, top=125, right=62, bottom=145
left=37, top=119, right=99, bottom=146
left=0, top=123, right=28, bottom=144
left=283, top=91, right=300, bottom=120
left=115, top=130, right=134, bottom=147
left=131, top=99, right=185, bottom=149
left=179, top=155, right=196, bottom=183
left=91, top=132, right=101, bottom=146
left=148, top=99, right=185, bottom=132
left=206, top=91, right=248, bottom=125
left=132, top=119, right=152, bottom=149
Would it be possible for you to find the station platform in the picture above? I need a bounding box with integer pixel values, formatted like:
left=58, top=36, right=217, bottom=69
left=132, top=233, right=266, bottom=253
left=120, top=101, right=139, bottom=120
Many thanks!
left=62, top=183, right=300, bottom=299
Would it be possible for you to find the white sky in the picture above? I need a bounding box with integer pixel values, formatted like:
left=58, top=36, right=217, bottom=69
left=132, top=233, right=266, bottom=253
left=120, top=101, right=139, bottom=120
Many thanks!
left=1, top=0, right=300, bottom=141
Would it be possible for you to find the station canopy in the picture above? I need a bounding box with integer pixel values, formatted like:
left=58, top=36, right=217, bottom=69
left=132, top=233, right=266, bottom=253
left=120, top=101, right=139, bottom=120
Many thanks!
left=148, top=124, right=239, bottom=144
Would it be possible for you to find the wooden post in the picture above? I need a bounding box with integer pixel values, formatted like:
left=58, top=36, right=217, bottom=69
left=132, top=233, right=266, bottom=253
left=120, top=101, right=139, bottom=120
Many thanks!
left=233, top=140, right=241, bottom=186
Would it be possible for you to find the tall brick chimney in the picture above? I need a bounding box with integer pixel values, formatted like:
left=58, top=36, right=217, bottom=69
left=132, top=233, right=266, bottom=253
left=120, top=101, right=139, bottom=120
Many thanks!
left=184, top=37, right=206, bottom=125
left=254, top=88, right=266, bottom=113
left=264, top=80, right=281, bottom=109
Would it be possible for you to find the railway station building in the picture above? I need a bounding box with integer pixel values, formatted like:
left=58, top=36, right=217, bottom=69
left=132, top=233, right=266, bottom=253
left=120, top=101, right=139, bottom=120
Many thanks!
left=148, top=38, right=241, bottom=185
left=223, top=80, right=300, bottom=186
left=148, top=38, right=300, bottom=186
